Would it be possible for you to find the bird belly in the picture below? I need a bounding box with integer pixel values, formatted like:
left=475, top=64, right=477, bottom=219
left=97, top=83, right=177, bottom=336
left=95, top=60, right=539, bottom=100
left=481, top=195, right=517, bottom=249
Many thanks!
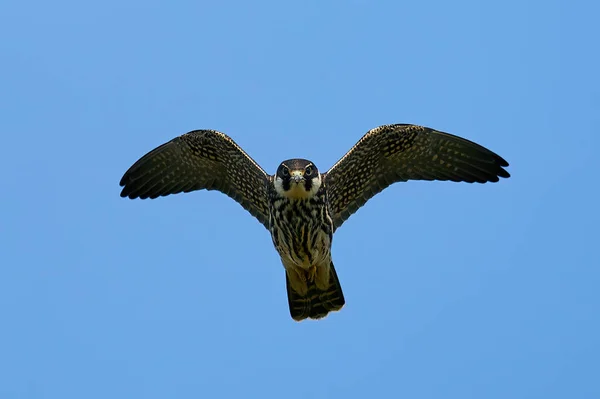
left=269, top=195, right=333, bottom=275
left=272, top=222, right=330, bottom=269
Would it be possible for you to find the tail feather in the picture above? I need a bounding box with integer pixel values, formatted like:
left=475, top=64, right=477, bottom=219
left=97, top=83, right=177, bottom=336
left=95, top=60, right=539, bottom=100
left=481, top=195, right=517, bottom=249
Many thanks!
left=286, top=262, right=345, bottom=321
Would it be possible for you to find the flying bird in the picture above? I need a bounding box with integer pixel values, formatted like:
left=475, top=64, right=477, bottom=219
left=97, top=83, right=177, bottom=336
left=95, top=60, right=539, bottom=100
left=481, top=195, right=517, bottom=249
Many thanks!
left=119, top=124, right=510, bottom=321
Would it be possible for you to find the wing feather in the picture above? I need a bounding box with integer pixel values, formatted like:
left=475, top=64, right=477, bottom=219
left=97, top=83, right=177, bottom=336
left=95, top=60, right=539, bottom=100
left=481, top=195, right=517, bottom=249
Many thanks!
left=325, top=124, right=510, bottom=230
left=119, top=130, right=271, bottom=229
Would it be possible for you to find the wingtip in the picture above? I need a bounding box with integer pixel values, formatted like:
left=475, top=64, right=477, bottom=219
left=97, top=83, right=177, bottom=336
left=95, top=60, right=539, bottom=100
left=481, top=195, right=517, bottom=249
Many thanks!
left=119, top=174, right=132, bottom=198
left=119, top=182, right=139, bottom=199
left=497, top=158, right=510, bottom=179
left=499, top=169, right=511, bottom=179
left=119, top=188, right=132, bottom=199
left=498, top=157, right=510, bottom=168
left=492, top=152, right=510, bottom=179
left=118, top=171, right=130, bottom=188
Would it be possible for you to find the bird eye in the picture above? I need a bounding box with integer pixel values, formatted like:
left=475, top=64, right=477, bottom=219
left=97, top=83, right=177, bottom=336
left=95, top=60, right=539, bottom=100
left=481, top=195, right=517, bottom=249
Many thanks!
left=282, top=167, right=289, bottom=176
left=305, top=166, right=313, bottom=176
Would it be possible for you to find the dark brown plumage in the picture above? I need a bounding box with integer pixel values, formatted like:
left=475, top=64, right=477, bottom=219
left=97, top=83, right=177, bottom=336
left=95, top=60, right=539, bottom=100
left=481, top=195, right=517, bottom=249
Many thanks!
left=119, top=123, right=510, bottom=321
left=119, top=130, right=271, bottom=228
left=324, top=124, right=510, bottom=230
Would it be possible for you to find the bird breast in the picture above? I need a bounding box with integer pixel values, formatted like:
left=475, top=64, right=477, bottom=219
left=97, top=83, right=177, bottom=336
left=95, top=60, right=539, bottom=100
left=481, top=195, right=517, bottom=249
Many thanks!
left=269, top=198, right=332, bottom=269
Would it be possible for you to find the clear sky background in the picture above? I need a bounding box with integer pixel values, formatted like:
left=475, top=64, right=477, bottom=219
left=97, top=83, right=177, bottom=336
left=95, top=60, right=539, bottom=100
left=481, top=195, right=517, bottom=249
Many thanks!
left=1, top=1, right=598, bottom=398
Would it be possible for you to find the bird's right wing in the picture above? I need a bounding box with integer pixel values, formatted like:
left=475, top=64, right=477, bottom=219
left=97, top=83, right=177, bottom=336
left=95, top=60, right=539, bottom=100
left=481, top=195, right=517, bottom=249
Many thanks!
left=120, top=130, right=271, bottom=229
left=325, top=124, right=510, bottom=231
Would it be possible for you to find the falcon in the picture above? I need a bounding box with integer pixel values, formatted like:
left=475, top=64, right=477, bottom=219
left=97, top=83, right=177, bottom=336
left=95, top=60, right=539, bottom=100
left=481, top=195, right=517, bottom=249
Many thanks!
left=119, top=124, right=510, bottom=321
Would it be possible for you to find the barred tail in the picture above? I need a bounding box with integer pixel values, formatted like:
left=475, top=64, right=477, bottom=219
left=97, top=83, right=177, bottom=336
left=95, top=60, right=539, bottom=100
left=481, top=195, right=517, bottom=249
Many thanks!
left=286, top=262, right=345, bottom=321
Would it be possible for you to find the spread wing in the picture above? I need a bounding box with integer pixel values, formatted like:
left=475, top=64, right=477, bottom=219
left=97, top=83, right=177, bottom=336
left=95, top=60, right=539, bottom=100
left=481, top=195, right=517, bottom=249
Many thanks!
left=325, top=124, right=510, bottom=230
left=119, top=130, right=271, bottom=229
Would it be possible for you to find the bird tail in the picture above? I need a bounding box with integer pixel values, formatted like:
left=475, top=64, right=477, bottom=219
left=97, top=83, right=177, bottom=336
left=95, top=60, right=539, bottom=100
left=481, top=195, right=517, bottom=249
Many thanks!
left=286, top=262, right=345, bottom=321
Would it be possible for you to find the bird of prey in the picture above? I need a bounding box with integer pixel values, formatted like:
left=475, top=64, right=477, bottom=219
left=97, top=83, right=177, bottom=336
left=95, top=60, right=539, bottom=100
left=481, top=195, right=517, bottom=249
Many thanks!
left=119, top=124, right=510, bottom=321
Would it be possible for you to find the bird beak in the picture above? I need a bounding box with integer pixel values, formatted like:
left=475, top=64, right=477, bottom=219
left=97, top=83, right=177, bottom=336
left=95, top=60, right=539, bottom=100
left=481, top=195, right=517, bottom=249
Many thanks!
left=291, top=171, right=304, bottom=184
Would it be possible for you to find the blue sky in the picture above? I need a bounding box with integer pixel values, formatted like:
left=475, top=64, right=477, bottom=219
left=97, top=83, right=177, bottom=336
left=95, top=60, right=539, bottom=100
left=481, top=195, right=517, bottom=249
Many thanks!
left=1, top=0, right=598, bottom=398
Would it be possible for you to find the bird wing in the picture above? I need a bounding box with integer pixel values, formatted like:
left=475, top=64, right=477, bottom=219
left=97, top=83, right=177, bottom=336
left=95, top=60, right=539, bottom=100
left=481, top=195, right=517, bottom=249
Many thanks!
left=120, top=130, right=271, bottom=229
left=324, top=124, right=510, bottom=231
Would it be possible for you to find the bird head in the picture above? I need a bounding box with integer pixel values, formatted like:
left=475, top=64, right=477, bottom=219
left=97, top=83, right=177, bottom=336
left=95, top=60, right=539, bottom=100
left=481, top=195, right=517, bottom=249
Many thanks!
left=274, top=159, right=322, bottom=200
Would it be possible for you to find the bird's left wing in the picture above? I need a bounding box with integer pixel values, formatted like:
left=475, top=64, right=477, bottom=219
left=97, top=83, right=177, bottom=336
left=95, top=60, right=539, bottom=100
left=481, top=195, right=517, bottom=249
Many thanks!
left=120, top=130, right=271, bottom=229
left=325, top=124, right=510, bottom=231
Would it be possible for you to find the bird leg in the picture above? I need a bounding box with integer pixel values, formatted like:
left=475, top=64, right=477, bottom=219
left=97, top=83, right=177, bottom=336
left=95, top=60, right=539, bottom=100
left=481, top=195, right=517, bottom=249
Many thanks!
left=308, top=264, right=318, bottom=283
